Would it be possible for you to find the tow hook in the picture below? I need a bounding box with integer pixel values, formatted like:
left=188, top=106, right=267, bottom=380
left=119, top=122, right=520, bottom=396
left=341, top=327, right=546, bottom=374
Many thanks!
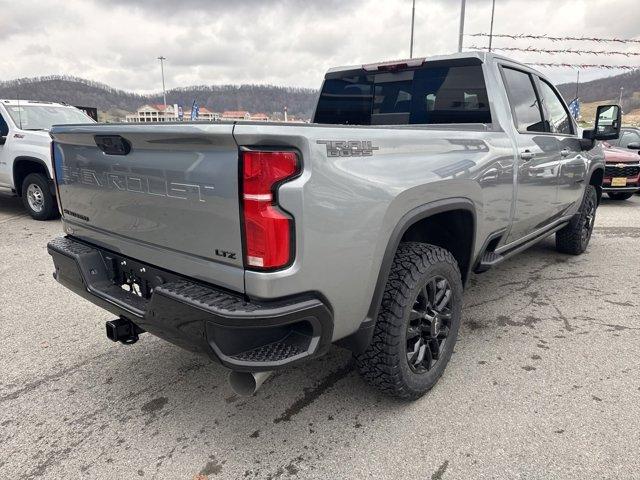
left=105, top=318, right=144, bottom=345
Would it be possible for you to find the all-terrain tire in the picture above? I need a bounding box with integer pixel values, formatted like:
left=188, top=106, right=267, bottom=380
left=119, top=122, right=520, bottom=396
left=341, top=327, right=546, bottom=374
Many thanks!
left=356, top=242, right=463, bottom=400
left=21, top=173, right=59, bottom=221
left=607, top=192, right=634, bottom=200
left=556, top=185, right=597, bottom=255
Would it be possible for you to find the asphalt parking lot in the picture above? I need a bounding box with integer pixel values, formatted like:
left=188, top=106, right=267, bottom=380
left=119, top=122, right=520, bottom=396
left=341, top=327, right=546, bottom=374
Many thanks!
left=1, top=194, right=639, bottom=480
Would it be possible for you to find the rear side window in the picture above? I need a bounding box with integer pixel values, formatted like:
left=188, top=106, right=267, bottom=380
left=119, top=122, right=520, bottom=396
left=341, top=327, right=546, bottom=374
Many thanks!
left=314, top=64, right=491, bottom=125
left=537, top=79, right=573, bottom=135
left=501, top=67, right=545, bottom=133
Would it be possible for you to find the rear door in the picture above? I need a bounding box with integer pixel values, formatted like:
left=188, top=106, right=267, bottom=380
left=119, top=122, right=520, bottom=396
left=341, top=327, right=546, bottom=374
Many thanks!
left=52, top=123, right=245, bottom=291
left=501, top=66, right=561, bottom=244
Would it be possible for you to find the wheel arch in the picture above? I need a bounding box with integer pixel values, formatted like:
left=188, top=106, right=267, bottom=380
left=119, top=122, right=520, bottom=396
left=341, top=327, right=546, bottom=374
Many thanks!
left=338, top=198, right=477, bottom=353
left=13, top=156, right=51, bottom=196
left=589, top=166, right=604, bottom=204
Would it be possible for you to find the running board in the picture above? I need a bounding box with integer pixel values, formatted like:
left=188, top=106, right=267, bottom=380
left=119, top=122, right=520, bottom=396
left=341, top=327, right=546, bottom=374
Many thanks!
left=473, top=216, right=572, bottom=274
left=474, top=251, right=504, bottom=273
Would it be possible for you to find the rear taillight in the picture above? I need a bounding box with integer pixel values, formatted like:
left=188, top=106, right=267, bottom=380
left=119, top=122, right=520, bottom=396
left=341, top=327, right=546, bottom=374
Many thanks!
left=51, top=141, right=64, bottom=215
left=241, top=150, right=300, bottom=270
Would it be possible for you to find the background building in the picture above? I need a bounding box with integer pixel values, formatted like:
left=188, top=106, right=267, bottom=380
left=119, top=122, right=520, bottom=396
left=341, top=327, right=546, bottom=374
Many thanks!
left=125, top=104, right=176, bottom=122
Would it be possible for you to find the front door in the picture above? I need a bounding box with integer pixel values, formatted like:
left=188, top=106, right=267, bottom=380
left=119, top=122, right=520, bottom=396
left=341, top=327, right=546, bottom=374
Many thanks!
left=536, top=77, right=586, bottom=214
left=501, top=66, right=561, bottom=244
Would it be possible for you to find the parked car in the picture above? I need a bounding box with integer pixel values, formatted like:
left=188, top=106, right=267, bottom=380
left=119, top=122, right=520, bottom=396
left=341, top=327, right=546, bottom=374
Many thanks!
left=607, top=127, right=640, bottom=150
left=602, top=141, right=640, bottom=200
left=0, top=100, right=96, bottom=219
left=47, top=52, right=620, bottom=399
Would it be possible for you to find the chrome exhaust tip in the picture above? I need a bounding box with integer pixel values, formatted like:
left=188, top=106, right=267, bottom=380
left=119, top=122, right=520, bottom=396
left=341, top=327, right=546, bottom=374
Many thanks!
left=228, top=370, right=273, bottom=396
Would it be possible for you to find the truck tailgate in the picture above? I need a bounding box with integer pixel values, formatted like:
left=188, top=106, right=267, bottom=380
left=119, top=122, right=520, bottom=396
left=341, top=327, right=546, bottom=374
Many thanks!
left=50, top=123, right=244, bottom=292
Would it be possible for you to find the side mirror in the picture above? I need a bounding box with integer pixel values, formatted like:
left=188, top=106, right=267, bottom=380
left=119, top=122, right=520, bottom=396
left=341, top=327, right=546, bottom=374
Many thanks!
left=583, top=104, right=622, bottom=142
left=0, top=135, right=6, bottom=146
left=627, top=142, right=640, bottom=150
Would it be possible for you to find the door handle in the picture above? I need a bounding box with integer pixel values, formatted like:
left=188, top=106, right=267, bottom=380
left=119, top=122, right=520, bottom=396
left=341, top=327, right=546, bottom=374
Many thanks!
left=560, top=149, right=571, bottom=157
left=520, top=151, right=535, bottom=162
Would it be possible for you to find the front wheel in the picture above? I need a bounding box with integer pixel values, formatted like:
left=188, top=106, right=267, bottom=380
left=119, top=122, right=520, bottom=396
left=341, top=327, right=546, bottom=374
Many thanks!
left=556, top=185, right=597, bottom=255
left=607, top=192, right=634, bottom=200
left=22, top=173, right=59, bottom=221
left=356, top=242, right=463, bottom=400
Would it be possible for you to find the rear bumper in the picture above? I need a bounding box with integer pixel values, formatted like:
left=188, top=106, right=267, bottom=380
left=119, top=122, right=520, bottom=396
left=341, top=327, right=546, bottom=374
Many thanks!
left=47, top=236, right=333, bottom=371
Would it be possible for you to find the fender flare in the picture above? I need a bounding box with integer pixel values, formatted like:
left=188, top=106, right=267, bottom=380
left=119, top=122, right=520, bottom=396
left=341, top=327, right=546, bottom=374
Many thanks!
left=13, top=156, right=53, bottom=195
left=587, top=163, right=605, bottom=203
left=338, top=197, right=477, bottom=353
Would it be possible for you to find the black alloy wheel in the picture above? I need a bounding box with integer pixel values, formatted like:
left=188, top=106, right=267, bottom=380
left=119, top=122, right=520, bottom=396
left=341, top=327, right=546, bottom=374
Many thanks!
left=406, top=276, right=452, bottom=373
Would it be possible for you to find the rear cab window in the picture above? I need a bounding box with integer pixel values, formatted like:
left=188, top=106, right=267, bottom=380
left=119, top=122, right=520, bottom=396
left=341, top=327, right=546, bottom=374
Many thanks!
left=314, top=59, right=492, bottom=126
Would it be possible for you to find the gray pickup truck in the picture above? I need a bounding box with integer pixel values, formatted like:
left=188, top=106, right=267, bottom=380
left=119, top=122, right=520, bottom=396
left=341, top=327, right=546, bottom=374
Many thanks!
left=47, top=52, right=621, bottom=399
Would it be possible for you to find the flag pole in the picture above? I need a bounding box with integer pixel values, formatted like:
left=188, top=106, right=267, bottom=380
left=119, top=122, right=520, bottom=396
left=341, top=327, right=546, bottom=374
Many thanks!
left=409, top=0, right=416, bottom=58
left=458, top=0, right=466, bottom=53
left=488, top=0, right=496, bottom=52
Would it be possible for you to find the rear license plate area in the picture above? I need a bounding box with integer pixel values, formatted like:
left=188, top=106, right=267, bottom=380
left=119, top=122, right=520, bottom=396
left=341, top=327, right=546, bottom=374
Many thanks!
left=102, top=254, right=179, bottom=300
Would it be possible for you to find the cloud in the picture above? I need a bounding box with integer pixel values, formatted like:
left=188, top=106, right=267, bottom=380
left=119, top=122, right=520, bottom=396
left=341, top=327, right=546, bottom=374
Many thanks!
left=0, top=0, right=638, bottom=93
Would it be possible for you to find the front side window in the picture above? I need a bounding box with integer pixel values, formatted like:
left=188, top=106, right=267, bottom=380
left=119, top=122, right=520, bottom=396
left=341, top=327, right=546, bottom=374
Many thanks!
left=0, top=112, right=8, bottom=136
left=501, top=67, right=545, bottom=133
left=538, top=79, right=573, bottom=135
left=619, top=130, right=640, bottom=148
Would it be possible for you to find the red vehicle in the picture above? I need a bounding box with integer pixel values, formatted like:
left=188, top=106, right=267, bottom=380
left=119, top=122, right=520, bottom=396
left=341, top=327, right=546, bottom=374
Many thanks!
left=602, top=142, right=640, bottom=200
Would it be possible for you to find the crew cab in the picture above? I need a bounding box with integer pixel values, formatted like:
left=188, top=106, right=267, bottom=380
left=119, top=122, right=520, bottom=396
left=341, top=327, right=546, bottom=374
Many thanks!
left=46, top=53, right=620, bottom=399
left=0, top=100, right=95, bottom=219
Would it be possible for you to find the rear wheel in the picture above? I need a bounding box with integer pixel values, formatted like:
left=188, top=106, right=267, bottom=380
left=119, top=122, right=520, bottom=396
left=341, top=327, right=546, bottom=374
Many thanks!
left=607, top=192, right=634, bottom=200
left=22, top=173, right=58, bottom=221
left=556, top=185, right=597, bottom=255
left=356, top=242, right=463, bottom=400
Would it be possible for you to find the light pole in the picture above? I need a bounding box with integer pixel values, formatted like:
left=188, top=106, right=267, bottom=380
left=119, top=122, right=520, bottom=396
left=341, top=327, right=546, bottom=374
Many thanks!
left=409, top=0, right=416, bottom=58
left=618, top=86, right=624, bottom=105
left=488, top=0, right=496, bottom=52
left=458, top=0, right=466, bottom=53
left=157, top=56, right=167, bottom=116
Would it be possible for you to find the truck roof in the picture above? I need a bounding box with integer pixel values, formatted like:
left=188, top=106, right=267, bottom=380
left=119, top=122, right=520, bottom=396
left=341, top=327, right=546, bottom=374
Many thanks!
left=0, top=99, right=70, bottom=107
left=326, top=50, right=542, bottom=76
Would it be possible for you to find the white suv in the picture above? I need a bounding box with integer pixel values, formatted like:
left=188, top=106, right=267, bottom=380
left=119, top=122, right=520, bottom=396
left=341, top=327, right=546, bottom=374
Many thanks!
left=0, top=100, right=95, bottom=220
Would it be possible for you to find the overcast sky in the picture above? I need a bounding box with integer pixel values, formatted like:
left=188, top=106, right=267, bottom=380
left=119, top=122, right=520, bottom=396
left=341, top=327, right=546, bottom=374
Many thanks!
left=1, top=0, right=638, bottom=93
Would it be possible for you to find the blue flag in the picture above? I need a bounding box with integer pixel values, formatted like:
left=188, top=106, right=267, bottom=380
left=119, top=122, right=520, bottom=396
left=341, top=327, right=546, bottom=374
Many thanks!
left=568, top=98, right=580, bottom=120
left=190, top=100, right=199, bottom=121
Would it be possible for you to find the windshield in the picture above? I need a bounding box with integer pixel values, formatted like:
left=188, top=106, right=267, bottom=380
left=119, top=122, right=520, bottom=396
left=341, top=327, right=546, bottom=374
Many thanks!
left=5, top=105, right=95, bottom=130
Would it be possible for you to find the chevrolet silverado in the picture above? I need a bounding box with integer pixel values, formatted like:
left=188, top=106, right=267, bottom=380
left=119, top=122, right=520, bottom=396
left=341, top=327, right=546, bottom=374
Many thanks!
left=47, top=52, right=620, bottom=399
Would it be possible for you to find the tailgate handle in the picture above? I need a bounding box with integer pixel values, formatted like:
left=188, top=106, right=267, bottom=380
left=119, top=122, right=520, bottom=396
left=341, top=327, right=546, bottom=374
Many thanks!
left=94, top=135, right=132, bottom=155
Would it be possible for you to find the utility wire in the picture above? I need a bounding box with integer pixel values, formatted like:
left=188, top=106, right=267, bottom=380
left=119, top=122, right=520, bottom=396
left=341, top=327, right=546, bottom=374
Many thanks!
left=468, top=33, right=640, bottom=44
left=526, top=63, right=638, bottom=70
left=470, top=45, right=640, bottom=57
